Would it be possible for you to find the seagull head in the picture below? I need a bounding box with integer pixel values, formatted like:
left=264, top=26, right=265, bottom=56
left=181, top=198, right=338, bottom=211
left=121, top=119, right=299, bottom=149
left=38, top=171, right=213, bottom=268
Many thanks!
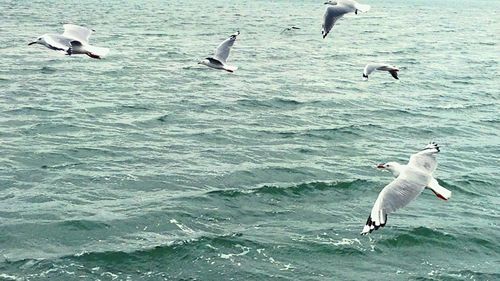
left=324, top=1, right=338, bottom=5
left=377, top=162, right=403, bottom=177
left=28, top=37, right=41, bottom=46
left=28, top=35, right=47, bottom=46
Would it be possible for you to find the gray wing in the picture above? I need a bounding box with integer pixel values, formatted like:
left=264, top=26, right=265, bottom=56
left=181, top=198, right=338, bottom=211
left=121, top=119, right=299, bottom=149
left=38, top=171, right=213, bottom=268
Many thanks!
left=376, top=64, right=399, bottom=79
left=63, top=24, right=93, bottom=44
left=213, top=31, right=239, bottom=63
left=45, top=34, right=72, bottom=52
left=322, top=5, right=351, bottom=38
left=361, top=177, right=426, bottom=234
left=408, top=142, right=439, bottom=174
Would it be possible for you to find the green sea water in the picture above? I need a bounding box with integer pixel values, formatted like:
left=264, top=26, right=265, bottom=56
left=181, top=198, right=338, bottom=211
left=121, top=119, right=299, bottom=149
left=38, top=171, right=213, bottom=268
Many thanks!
left=1, top=0, right=499, bottom=280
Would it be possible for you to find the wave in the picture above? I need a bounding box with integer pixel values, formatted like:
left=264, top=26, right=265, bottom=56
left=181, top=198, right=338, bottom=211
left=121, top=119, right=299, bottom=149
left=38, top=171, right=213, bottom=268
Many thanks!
left=58, top=219, right=111, bottom=231
left=3, top=106, right=58, bottom=115
left=1, top=232, right=253, bottom=266
left=291, top=236, right=366, bottom=257
left=440, top=179, right=489, bottom=197
left=377, top=226, right=457, bottom=248
left=416, top=269, right=500, bottom=281
left=120, top=105, right=151, bottom=111
left=206, top=179, right=369, bottom=198
left=40, top=66, right=57, bottom=74
left=257, top=124, right=385, bottom=140
left=475, top=118, right=500, bottom=125
left=236, top=97, right=306, bottom=109
left=423, top=103, right=494, bottom=110
left=367, top=108, right=429, bottom=118
left=448, top=270, right=500, bottom=280
left=40, top=162, right=84, bottom=170
left=376, top=225, right=498, bottom=253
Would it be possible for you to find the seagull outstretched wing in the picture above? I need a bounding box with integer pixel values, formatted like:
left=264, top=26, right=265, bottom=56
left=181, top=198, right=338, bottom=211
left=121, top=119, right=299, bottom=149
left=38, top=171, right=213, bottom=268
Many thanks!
left=213, top=31, right=239, bottom=63
left=408, top=142, right=439, bottom=174
left=362, top=177, right=426, bottom=234
left=63, top=24, right=93, bottom=44
left=322, top=5, right=351, bottom=39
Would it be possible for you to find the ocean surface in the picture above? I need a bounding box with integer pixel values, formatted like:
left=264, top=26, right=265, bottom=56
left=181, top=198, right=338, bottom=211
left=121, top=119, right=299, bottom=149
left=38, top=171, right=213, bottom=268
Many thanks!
left=1, top=0, right=499, bottom=280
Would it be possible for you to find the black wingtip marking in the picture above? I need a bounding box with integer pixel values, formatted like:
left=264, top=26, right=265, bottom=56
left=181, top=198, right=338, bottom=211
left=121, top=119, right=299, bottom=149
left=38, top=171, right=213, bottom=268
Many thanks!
left=424, top=142, right=440, bottom=152
left=434, top=143, right=440, bottom=152
left=389, top=70, right=399, bottom=80
left=363, top=214, right=388, bottom=234
left=363, top=73, right=368, bottom=78
left=230, top=31, right=240, bottom=39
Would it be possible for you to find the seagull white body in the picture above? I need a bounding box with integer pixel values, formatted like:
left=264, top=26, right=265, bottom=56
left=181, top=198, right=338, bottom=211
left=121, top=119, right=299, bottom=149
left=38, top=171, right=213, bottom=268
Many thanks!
left=363, top=63, right=399, bottom=80
left=199, top=31, right=239, bottom=72
left=322, top=0, right=370, bottom=39
left=361, top=143, right=452, bottom=235
left=28, top=24, right=109, bottom=59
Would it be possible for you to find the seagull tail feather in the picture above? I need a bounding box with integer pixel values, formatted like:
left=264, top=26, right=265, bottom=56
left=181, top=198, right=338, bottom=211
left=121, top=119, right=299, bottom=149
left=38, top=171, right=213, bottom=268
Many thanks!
left=223, top=65, right=238, bottom=72
left=85, top=45, right=110, bottom=59
left=427, top=178, right=452, bottom=201
left=355, top=3, right=370, bottom=13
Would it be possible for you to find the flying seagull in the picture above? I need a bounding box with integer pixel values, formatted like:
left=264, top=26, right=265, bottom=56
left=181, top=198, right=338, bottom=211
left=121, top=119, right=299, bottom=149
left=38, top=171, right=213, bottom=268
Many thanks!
left=28, top=24, right=109, bottom=59
left=322, top=0, right=370, bottom=39
left=361, top=142, right=452, bottom=235
left=199, top=31, right=240, bottom=72
left=281, top=26, right=301, bottom=34
left=363, top=63, right=400, bottom=80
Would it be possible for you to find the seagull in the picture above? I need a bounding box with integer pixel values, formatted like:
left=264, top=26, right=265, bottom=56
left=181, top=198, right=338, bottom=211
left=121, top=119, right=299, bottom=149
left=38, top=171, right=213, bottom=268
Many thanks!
left=280, top=26, right=301, bottom=34
left=322, top=0, right=370, bottom=39
left=361, top=142, right=452, bottom=235
left=199, top=31, right=240, bottom=72
left=363, top=63, right=399, bottom=80
left=28, top=24, right=109, bottom=59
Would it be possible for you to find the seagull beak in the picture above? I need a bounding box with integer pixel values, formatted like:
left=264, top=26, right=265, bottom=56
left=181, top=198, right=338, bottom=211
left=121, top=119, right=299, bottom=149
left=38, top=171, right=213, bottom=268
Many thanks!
left=28, top=41, right=36, bottom=46
left=376, top=163, right=385, bottom=169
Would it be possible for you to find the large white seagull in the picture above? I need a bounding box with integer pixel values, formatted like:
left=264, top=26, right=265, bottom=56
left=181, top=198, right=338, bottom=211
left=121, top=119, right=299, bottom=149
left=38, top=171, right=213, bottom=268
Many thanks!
left=361, top=142, right=452, bottom=234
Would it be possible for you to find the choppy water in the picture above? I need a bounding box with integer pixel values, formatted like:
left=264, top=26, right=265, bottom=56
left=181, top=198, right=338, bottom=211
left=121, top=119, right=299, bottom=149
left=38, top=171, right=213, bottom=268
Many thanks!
left=1, top=0, right=499, bottom=280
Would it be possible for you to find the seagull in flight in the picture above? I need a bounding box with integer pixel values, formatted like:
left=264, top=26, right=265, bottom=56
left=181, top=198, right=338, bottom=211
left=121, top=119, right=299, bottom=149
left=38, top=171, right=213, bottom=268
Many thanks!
left=199, top=31, right=240, bottom=72
left=361, top=142, right=452, bottom=235
left=363, top=63, right=400, bottom=80
left=280, top=26, right=301, bottom=34
left=28, top=24, right=109, bottom=59
left=322, top=0, right=370, bottom=39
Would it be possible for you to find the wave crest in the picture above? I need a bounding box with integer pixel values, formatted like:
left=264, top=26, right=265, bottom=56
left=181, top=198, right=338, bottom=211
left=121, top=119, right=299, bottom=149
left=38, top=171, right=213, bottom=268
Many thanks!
left=206, top=179, right=369, bottom=198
